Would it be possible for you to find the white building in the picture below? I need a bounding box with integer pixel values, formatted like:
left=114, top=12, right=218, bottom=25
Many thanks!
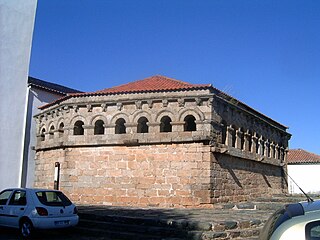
left=23, top=77, right=81, bottom=187
left=0, top=0, right=37, bottom=190
left=0, top=1, right=80, bottom=190
left=287, top=149, right=320, bottom=194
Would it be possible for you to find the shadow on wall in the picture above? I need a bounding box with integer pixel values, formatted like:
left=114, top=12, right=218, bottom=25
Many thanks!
left=212, top=153, right=284, bottom=200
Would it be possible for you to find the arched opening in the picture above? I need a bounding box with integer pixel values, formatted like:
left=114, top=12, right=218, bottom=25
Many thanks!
left=115, top=118, right=126, bottom=134
left=58, top=122, right=64, bottom=137
left=160, top=116, right=172, bottom=132
left=74, top=120, right=84, bottom=135
left=231, top=125, right=237, bottom=147
left=137, top=117, right=149, bottom=133
left=184, top=115, right=196, bottom=131
left=94, top=120, right=105, bottom=135
left=40, top=128, right=46, bottom=141
left=49, top=125, right=55, bottom=139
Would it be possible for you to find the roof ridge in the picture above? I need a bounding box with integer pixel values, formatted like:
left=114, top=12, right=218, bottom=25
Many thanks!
left=94, top=75, right=210, bottom=94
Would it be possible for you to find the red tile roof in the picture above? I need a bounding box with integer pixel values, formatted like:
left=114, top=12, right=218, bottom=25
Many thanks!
left=95, top=75, right=211, bottom=94
left=39, top=75, right=211, bottom=109
left=287, top=149, right=320, bottom=164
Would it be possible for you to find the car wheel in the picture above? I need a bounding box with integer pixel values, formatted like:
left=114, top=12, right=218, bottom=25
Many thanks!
left=20, top=219, right=33, bottom=239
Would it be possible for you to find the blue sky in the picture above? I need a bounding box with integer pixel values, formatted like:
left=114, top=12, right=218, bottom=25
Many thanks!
left=29, top=0, right=320, bottom=155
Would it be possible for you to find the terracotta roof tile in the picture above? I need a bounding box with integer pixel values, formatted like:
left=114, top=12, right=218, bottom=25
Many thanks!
left=287, top=149, right=320, bottom=164
left=38, top=75, right=211, bottom=109
left=94, top=75, right=211, bottom=94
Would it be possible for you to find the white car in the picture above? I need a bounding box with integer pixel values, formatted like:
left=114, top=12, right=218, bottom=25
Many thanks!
left=260, top=199, right=320, bottom=240
left=0, top=188, right=79, bottom=238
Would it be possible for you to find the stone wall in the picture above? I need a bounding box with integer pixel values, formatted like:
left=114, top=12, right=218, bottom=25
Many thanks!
left=34, top=143, right=213, bottom=208
left=34, top=142, right=285, bottom=208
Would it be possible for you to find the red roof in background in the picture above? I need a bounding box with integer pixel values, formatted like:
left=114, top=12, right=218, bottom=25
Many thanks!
left=94, top=75, right=211, bottom=94
left=287, top=149, right=320, bottom=164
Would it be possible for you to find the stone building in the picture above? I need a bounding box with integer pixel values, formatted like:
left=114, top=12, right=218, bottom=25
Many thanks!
left=34, top=75, right=291, bottom=208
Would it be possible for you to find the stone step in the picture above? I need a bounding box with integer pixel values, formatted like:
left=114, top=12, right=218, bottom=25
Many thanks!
left=77, top=211, right=264, bottom=240
left=78, top=219, right=188, bottom=239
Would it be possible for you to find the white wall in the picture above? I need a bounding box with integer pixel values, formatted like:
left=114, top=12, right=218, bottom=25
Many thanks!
left=288, top=164, right=320, bottom=194
left=0, top=0, right=37, bottom=190
left=23, top=88, right=64, bottom=187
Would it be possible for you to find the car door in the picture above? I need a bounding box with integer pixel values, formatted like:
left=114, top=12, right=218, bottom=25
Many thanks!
left=0, top=189, right=14, bottom=226
left=7, top=190, right=28, bottom=228
left=1, top=190, right=28, bottom=228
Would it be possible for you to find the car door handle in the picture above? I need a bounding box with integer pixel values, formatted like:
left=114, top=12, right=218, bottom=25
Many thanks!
left=20, top=208, right=24, bottom=210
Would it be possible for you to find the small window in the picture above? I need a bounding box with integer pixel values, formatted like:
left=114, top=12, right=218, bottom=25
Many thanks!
left=0, top=190, right=13, bottom=205
left=160, top=116, right=172, bottom=132
left=36, top=191, right=72, bottom=207
left=240, top=128, right=245, bottom=150
left=115, top=118, right=126, bottom=134
left=40, top=128, right=46, bottom=141
left=137, top=117, right=149, bottom=133
left=184, top=115, right=196, bottom=131
left=231, top=125, right=237, bottom=147
left=221, top=121, right=227, bottom=145
left=9, top=190, right=27, bottom=206
left=94, top=120, right=105, bottom=135
left=74, top=120, right=84, bottom=135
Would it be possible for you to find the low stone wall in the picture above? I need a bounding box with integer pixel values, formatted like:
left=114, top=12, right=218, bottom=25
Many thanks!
left=34, top=143, right=286, bottom=208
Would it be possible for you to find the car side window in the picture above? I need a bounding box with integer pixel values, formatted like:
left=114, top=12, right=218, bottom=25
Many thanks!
left=306, top=220, right=320, bottom=240
left=0, top=190, right=13, bottom=205
left=8, top=190, right=27, bottom=206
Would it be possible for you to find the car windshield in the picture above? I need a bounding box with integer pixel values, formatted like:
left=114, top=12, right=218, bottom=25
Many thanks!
left=36, top=191, right=72, bottom=207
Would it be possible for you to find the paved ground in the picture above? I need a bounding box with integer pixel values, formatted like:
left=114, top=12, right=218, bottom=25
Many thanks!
left=78, top=204, right=273, bottom=224
left=0, top=227, right=114, bottom=240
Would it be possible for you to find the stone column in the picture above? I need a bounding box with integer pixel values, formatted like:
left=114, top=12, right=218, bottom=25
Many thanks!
left=270, top=142, right=275, bottom=159
left=264, top=140, right=270, bottom=157
left=251, top=134, right=258, bottom=153
left=226, top=125, right=234, bottom=146
left=105, top=124, right=115, bottom=134
left=148, top=122, right=160, bottom=134
left=83, top=125, right=94, bottom=136
left=275, top=144, right=280, bottom=160
left=280, top=147, right=285, bottom=161
left=235, top=128, right=243, bottom=149
left=124, top=123, right=137, bottom=134
left=258, top=137, right=264, bottom=155
left=171, top=121, right=184, bottom=132
left=244, top=132, right=251, bottom=152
